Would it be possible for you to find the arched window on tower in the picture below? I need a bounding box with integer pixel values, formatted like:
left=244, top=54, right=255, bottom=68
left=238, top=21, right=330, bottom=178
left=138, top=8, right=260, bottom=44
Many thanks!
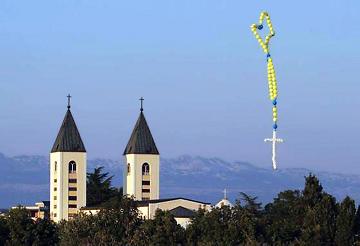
left=142, top=163, right=150, bottom=175
left=127, top=163, right=131, bottom=175
left=54, top=161, right=57, bottom=172
left=69, top=161, right=76, bottom=173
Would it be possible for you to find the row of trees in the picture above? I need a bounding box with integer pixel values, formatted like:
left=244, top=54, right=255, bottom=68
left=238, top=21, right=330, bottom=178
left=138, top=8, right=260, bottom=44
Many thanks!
left=186, top=176, right=360, bottom=245
left=0, top=208, right=58, bottom=245
left=1, top=169, right=360, bottom=245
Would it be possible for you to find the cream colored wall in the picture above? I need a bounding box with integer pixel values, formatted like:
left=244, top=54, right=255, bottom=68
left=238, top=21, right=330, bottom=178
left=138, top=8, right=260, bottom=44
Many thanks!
left=81, top=209, right=100, bottom=215
left=50, top=152, right=86, bottom=222
left=124, top=155, right=135, bottom=198
left=175, top=217, right=191, bottom=228
left=123, top=154, right=159, bottom=200
left=50, top=152, right=61, bottom=222
left=137, top=206, right=149, bottom=219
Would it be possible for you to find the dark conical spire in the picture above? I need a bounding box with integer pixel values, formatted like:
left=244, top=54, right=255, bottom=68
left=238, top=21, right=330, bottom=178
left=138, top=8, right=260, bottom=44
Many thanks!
left=123, top=110, right=159, bottom=155
left=51, top=106, right=86, bottom=153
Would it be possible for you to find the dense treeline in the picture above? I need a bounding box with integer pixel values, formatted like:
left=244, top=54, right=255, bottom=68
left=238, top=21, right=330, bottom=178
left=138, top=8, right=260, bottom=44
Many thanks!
left=1, top=173, right=360, bottom=245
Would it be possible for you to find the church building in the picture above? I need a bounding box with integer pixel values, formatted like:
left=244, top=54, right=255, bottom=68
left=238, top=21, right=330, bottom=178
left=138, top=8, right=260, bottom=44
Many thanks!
left=50, top=96, right=211, bottom=226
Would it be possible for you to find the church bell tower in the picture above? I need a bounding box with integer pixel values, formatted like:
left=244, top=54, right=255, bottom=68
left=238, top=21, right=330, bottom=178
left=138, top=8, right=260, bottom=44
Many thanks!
left=123, top=98, right=160, bottom=201
left=50, top=95, right=87, bottom=222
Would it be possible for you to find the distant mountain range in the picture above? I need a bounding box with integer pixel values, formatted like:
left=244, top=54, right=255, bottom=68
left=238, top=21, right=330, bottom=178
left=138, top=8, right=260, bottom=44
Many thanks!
left=0, top=152, right=359, bottom=208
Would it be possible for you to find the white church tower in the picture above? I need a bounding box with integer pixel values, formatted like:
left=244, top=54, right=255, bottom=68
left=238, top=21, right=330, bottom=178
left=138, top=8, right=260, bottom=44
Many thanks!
left=50, top=95, right=87, bottom=222
left=123, top=98, right=160, bottom=201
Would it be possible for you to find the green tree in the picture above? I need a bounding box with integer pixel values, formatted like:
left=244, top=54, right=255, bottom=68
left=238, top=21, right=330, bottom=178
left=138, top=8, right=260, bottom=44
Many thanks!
left=264, top=190, right=303, bottom=244
left=92, top=197, right=141, bottom=244
left=98, top=187, right=124, bottom=209
left=184, top=208, right=205, bottom=245
left=239, top=192, right=265, bottom=242
left=302, top=174, right=323, bottom=208
left=59, top=197, right=140, bottom=245
left=186, top=206, right=240, bottom=245
left=315, top=194, right=337, bottom=244
left=239, top=192, right=262, bottom=216
left=335, top=196, right=356, bottom=246
left=7, top=206, right=34, bottom=245
left=300, top=207, right=322, bottom=245
left=0, top=216, right=9, bottom=245
left=86, top=166, right=120, bottom=207
left=300, top=193, right=337, bottom=245
left=32, top=218, right=59, bottom=246
left=231, top=200, right=257, bottom=245
left=58, top=213, right=97, bottom=246
left=299, top=175, right=338, bottom=245
left=132, top=209, right=185, bottom=246
left=354, top=205, right=360, bottom=243
left=186, top=199, right=258, bottom=245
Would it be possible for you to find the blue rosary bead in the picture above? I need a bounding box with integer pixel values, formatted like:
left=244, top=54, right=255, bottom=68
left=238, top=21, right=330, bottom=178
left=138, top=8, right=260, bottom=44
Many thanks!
left=257, top=24, right=263, bottom=30
left=272, top=99, right=277, bottom=105
left=273, top=124, right=278, bottom=130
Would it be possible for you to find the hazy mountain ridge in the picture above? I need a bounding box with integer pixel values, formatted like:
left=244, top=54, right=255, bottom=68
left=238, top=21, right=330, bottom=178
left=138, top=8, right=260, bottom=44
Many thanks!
left=0, top=153, right=359, bottom=207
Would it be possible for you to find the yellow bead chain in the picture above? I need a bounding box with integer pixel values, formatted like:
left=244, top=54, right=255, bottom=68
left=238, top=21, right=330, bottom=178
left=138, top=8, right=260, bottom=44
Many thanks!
left=251, top=11, right=279, bottom=128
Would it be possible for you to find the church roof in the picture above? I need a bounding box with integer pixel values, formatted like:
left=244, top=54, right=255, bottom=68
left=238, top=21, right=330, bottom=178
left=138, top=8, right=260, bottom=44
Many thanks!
left=123, top=111, right=159, bottom=155
left=51, top=109, right=86, bottom=153
left=215, top=198, right=233, bottom=208
left=134, top=197, right=211, bottom=207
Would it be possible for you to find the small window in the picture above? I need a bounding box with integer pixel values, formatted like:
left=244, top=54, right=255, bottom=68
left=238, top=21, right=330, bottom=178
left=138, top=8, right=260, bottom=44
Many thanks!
left=127, top=163, right=131, bottom=175
left=142, top=163, right=150, bottom=175
left=54, top=205, right=57, bottom=209
left=54, top=213, right=57, bottom=217
left=54, top=179, right=57, bottom=183
left=54, top=161, right=57, bottom=172
left=68, top=204, right=77, bottom=208
left=54, top=196, right=57, bottom=200
left=54, top=187, right=57, bottom=191
left=69, top=196, right=77, bottom=201
left=142, top=189, right=150, bottom=193
left=69, top=161, right=76, bottom=173
left=69, top=179, right=77, bottom=183
left=142, top=180, right=150, bottom=185
left=69, top=187, right=77, bottom=191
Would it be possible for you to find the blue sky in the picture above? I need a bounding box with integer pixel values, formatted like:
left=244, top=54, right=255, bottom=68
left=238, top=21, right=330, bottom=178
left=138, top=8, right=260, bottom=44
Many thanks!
left=0, top=1, right=359, bottom=173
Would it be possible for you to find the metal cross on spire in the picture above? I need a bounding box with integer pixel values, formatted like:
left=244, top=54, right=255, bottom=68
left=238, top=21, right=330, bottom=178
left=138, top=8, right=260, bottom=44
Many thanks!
left=140, top=97, right=144, bottom=112
left=223, top=188, right=227, bottom=200
left=67, top=94, right=72, bottom=109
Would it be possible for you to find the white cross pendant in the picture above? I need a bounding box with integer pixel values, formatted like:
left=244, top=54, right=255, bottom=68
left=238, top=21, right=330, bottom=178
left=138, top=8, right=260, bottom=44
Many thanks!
left=264, top=130, right=283, bottom=170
